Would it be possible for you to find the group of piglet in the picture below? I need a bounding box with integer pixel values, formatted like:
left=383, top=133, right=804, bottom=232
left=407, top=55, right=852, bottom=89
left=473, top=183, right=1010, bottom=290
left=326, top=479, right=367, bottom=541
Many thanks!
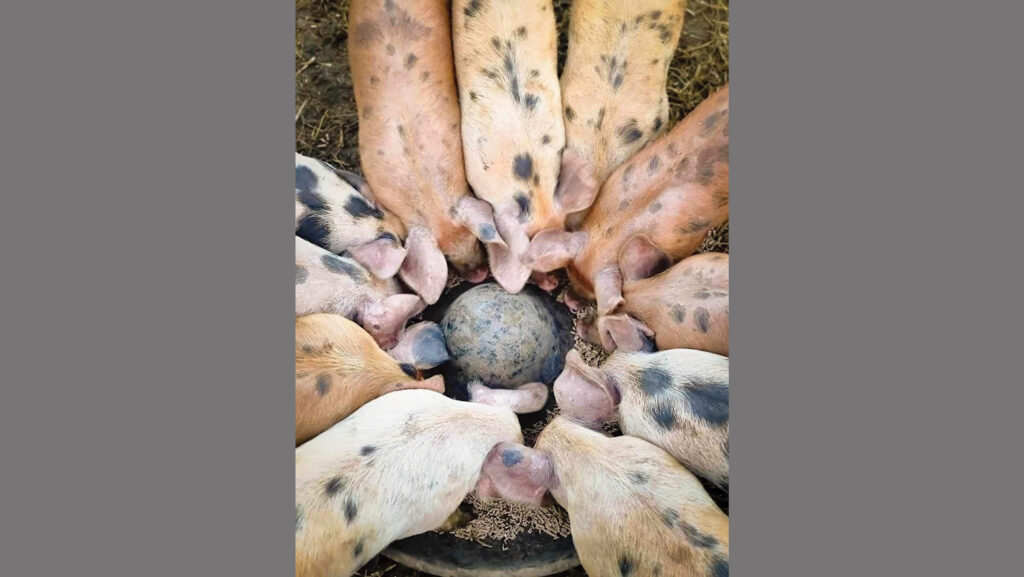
left=295, top=1, right=730, bottom=576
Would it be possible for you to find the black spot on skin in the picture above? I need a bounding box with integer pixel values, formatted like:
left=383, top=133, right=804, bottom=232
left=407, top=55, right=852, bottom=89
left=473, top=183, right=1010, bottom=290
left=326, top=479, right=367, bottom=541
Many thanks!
left=463, top=0, right=482, bottom=19
left=386, top=43, right=395, bottom=55
left=661, top=508, right=679, bottom=528
left=524, top=93, right=539, bottom=110
left=622, top=164, right=635, bottom=183
left=630, top=471, right=648, bottom=485
left=640, top=366, right=673, bottom=395
left=679, top=218, right=712, bottom=234
left=491, top=36, right=501, bottom=50
left=653, top=117, right=663, bottom=132
left=533, top=174, right=540, bottom=186
left=297, top=188, right=326, bottom=212
left=353, top=540, right=364, bottom=557
left=321, top=254, right=362, bottom=279
left=694, top=289, right=712, bottom=299
left=648, top=156, right=661, bottom=173
left=420, top=70, right=430, bottom=82
left=565, top=106, right=576, bottom=121
left=513, top=154, right=533, bottom=181
left=515, top=193, right=531, bottom=219
left=617, top=120, right=643, bottom=144
left=649, top=201, right=662, bottom=213
left=344, top=195, right=384, bottom=220
left=405, top=53, right=418, bottom=69
left=325, top=476, right=344, bottom=496
left=515, top=25, right=527, bottom=38
left=541, top=134, right=551, bottom=145
left=501, top=448, right=523, bottom=467
left=684, top=381, right=729, bottom=426
left=344, top=498, right=358, bottom=523
left=650, top=10, right=662, bottom=20
left=315, top=375, right=331, bottom=397
left=681, top=520, right=719, bottom=549
left=360, top=445, right=376, bottom=456
left=296, top=504, right=303, bottom=532
left=651, top=401, right=677, bottom=430
left=670, top=304, right=686, bottom=323
left=703, top=110, right=724, bottom=134
left=370, top=75, right=379, bottom=85
left=479, top=223, right=496, bottom=241
left=469, top=91, right=478, bottom=102
left=619, top=199, right=630, bottom=210
left=694, top=307, right=712, bottom=333
left=296, top=265, right=308, bottom=285
left=710, top=556, right=729, bottom=577
left=613, top=73, right=624, bottom=88
left=595, top=107, right=606, bottom=130
left=619, top=556, right=634, bottom=576
left=297, top=214, right=330, bottom=247
left=295, top=165, right=318, bottom=196
left=400, top=363, right=417, bottom=377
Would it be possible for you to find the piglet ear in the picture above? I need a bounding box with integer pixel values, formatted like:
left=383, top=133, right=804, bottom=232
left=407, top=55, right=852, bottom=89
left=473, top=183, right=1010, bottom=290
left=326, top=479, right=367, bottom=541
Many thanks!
left=348, top=237, right=408, bottom=279
left=553, top=350, right=620, bottom=428
left=476, top=442, right=556, bottom=507
left=486, top=243, right=532, bottom=294
left=330, top=167, right=377, bottom=203
left=454, top=196, right=507, bottom=248
left=554, top=149, right=599, bottom=214
left=362, top=294, right=426, bottom=349
left=618, top=235, right=672, bottom=282
left=387, top=321, right=449, bottom=370
left=594, top=267, right=625, bottom=316
left=600, top=314, right=656, bottom=353
left=523, top=229, right=588, bottom=273
left=468, top=380, right=549, bottom=414
left=400, top=226, right=448, bottom=305
left=575, top=315, right=603, bottom=347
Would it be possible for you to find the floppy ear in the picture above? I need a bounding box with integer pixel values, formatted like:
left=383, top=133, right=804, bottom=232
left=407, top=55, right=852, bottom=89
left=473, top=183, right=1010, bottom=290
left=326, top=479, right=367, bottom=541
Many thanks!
left=330, top=167, right=377, bottom=203
left=594, top=267, right=625, bottom=316
left=348, top=237, right=407, bottom=279
left=400, top=226, right=448, bottom=305
left=468, top=380, right=549, bottom=414
left=553, top=350, right=620, bottom=428
left=599, top=314, right=656, bottom=353
left=476, top=442, right=556, bottom=507
left=523, top=229, right=588, bottom=273
left=554, top=149, right=599, bottom=214
left=386, top=321, right=449, bottom=370
left=361, top=294, right=426, bottom=349
left=454, top=196, right=506, bottom=248
left=454, top=197, right=531, bottom=293
left=618, top=235, right=672, bottom=281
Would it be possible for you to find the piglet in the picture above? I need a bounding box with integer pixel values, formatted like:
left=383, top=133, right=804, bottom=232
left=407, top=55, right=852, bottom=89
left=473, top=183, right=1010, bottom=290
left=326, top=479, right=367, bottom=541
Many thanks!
left=296, top=237, right=424, bottom=349
left=295, top=389, right=523, bottom=577
left=528, top=85, right=729, bottom=317
left=581, top=252, right=729, bottom=355
left=385, top=320, right=449, bottom=371
left=295, top=314, right=444, bottom=445
left=295, top=153, right=407, bottom=279
left=478, top=415, right=729, bottom=577
left=554, top=348, right=729, bottom=488
left=453, top=0, right=596, bottom=292
left=349, top=0, right=500, bottom=303
left=559, top=0, right=688, bottom=229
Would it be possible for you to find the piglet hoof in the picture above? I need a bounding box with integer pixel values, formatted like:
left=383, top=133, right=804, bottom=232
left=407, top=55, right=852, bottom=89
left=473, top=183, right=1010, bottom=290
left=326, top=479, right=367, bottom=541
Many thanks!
left=468, top=380, right=549, bottom=414
left=387, top=321, right=449, bottom=370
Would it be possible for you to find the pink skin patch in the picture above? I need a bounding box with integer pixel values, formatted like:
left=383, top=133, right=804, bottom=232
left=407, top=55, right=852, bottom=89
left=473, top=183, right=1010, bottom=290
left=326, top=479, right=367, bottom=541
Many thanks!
left=348, top=237, right=408, bottom=280
left=554, top=149, right=599, bottom=214
left=599, top=314, right=655, bottom=353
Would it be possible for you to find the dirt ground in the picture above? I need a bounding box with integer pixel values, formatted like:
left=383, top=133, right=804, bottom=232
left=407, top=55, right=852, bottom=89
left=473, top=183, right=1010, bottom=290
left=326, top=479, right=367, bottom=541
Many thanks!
left=296, top=1, right=729, bottom=575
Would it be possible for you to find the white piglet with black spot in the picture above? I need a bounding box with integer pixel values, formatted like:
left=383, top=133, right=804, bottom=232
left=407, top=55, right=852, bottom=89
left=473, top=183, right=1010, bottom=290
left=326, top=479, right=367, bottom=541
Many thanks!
left=555, top=348, right=729, bottom=488
left=296, top=389, right=523, bottom=577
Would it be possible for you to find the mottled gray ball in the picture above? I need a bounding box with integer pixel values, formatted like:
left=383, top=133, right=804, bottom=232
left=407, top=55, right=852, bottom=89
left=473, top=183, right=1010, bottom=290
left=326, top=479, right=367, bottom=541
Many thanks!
left=440, top=283, right=573, bottom=390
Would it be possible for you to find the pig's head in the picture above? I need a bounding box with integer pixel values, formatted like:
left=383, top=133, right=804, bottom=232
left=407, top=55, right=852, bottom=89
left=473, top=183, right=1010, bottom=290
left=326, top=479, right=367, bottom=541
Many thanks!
left=359, top=293, right=426, bottom=349
left=553, top=350, right=621, bottom=429
left=475, top=442, right=557, bottom=508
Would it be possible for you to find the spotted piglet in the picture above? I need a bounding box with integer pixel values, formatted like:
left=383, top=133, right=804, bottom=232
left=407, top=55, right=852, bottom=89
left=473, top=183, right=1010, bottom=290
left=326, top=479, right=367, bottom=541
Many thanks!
left=296, top=389, right=523, bottom=577
left=295, top=314, right=444, bottom=445
left=295, top=153, right=408, bottom=279
left=453, top=0, right=595, bottom=293
left=349, top=0, right=502, bottom=303
left=478, top=416, right=729, bottom=577
left=581, top=252, right=729, bottom=355
left=296, top=237, right=424, bottom=349
left=559, top=0, right=688, bottom=230
left=528, top=85, right=730, bottom=316
left=554, top=348, right=729, bottom=488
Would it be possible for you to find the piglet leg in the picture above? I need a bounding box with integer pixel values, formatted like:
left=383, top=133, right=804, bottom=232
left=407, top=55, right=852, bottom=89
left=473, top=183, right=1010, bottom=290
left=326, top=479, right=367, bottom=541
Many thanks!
left=400, top=226, right=448, bottom=305
left=387, top=321, right=449, bottom=370
left=468, top=380, right=549, bottom=414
